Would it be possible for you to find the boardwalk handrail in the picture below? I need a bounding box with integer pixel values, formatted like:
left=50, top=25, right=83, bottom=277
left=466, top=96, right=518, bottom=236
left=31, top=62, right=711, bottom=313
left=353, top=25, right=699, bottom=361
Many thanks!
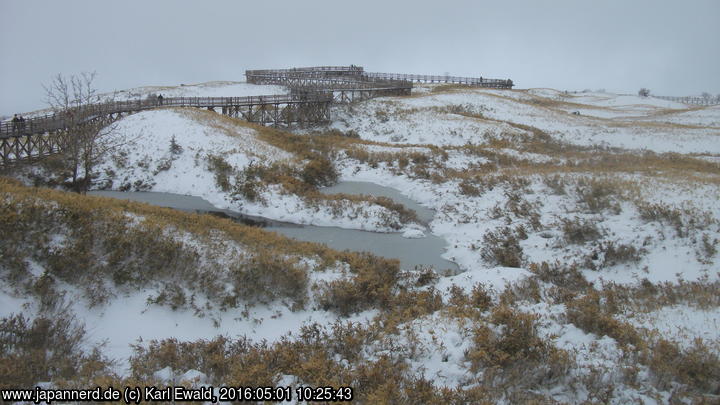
left=1, top=94, right=333, bottom=139
left=246, top=66, right=364, bottom=75
left=4, top=65, right=514, bottom=140
left=364, top=71, right=512, bottom=87
left=246, top=65, right=513, bottom=91
left=653, top=95, right=720, bottom=106
left=2, top=64, right=514, bottom=165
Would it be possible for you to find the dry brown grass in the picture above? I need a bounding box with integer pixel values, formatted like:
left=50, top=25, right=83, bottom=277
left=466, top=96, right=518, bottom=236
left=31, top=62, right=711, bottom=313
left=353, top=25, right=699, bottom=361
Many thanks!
left=0, top=310, right=116, bottom=389
left=180, top=105, right=720, bottom=193
left=429, top=83, right=479, bottom=93
left=331, top=110, right=720, bottom=187
left=563, top=281, right=720, bottom=396
left=0, top=177, right=407, bottom=314
left=601, top=279, right=720, bottom=313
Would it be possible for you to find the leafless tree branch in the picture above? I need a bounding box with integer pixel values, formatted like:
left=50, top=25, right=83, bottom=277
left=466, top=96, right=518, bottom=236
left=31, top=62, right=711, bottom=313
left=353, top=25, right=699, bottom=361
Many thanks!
left=43, top=72, right=117, bottom=193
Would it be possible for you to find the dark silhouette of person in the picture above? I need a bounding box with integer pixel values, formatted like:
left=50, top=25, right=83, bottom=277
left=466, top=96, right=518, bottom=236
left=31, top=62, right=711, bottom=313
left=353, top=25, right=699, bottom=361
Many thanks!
left=158, top=94, right=164, bottom=105
left=11, top=114, right=19, bottom=132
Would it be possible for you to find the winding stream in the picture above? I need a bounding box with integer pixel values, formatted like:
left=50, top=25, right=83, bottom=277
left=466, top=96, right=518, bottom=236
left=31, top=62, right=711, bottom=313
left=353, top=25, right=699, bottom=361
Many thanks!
left=90, top=182, right=459, bottom=274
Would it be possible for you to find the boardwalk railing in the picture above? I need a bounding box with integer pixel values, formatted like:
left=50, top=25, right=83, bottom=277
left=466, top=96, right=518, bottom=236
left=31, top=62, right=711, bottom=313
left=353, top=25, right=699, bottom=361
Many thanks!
left=1, top=94, right=332, bottom=139
left=246, top=66, right=364, bottom=78
left=3, top=65, right=514, bottom=165
left=247, top=65, right=513, bottom=90
left=364, top=72, right=513, bottom=88
left=653, top=95, right=720, bottom=106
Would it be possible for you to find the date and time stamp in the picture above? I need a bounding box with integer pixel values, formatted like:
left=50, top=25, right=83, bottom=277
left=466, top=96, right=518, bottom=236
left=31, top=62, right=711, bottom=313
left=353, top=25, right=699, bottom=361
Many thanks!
left=1, top=385, right=354, bottom=403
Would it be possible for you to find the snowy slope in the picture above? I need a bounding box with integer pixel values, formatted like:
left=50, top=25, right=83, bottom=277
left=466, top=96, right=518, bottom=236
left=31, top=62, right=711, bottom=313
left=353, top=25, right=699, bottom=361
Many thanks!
left=4, top=84, right=719, bottom=403
left=96, top=108, right=414, bottom=232
left=331, top=87, right=720, bottom=154
left=112, top=81, right=288, bottom=100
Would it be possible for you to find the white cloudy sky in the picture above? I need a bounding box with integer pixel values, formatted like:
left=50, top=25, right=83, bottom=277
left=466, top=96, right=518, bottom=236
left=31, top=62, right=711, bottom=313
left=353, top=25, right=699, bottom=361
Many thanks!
left=1, top=0, right=718, bottom=116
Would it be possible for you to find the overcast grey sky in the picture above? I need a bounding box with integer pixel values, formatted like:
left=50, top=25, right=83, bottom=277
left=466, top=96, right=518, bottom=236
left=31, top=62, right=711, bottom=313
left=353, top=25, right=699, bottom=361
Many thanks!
left=1, top=0, right=718, bottom=116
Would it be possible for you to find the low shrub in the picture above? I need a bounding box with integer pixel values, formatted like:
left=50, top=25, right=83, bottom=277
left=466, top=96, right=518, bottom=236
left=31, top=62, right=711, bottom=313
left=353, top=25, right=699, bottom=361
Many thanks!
left=374, top=110, right=389, bottom=123
left=504, top=191, right=542, bottom=230
left=636, top=202, right=717, bottom=239
left=301, top=157, right=338, bottom=187
left=543, top=175, right=566, bottom=195
left=700, top=233, right=717, bottom=258
left=459, top=179, right=481, bottom=196
left=0, top=312, right=114, bottom=388
left=529, top=261, right=591, bottom=293
left=129, top=336, right=236, bottom=383
left=598, top=278, right=720, bottom=313
left=637, top=203, right=684, bottom=233
left=207, top=154, right=234, bottom=192
left=317, top=254, right=400, bottom=316
left=413, top=267, right=438, bottom=287
left=229, top=252, right=309, bottom=308
left=600, top=241, right=642, bottom=266
left=466, top=306, right=572, bottom=388
left=575, top=178, right=621, bottom=214
left=169, top=135, right=183, bottom=155
left=648, top=338, right=720, bottom=393
left=480, top=226, right=526, bottom=268
left=565, top=291, right=644, bottom=349
left=470, top=284, right=494, bottom=311
left=561, top=217, right=602, bottom=244
left=231, top=163, right=271, bottom=203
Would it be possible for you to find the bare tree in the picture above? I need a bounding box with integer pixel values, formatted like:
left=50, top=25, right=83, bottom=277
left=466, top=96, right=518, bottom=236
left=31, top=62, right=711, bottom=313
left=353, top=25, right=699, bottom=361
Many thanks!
left=701, top=92, right=711, bottom=101
left=638, top=88, right=650, bottom=97
left=44, top=72, right=117, bottom=193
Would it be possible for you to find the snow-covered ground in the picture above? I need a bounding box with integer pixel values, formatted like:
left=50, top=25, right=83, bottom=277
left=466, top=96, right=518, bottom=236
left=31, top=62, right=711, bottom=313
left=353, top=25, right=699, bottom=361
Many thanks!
left=3, top=84, right=719, bottom=402
left=6, top=81, right=289, bottom=119
left=95, top=108, right=415, bottom=232
left=112, top=81, right=288, bottom=100
left=331, top=87, right=720, bottom=154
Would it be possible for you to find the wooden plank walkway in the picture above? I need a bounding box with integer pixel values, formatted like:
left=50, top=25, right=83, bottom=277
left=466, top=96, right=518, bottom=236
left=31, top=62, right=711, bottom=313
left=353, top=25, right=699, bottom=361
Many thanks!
left=2, top=65, right=514, bottom=165
left=1, top=94, right=332, bottom=165
left=653, top=95, right=720, bottom=106
left=246, top=66, right=513, bottom=90
left=1, top=94, right=332, bottom=139
left=364, top=72, right=513, bottom=88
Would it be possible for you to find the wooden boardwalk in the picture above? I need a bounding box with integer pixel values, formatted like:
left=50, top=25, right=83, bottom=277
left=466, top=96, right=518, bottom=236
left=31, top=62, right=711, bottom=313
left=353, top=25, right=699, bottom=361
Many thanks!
left=246, top=67, right=412, bottom=102
left=246, top=66, right=513, bottom=88
left=2, top=65, right=513, bottom=165
left=364, top=72, right=513, bottom=88
left=653, top=95, right=720, bottom=106
left=1, top=94, right=332, bottom=165
left=1, top=94, right=331, bottom=138
left=246, top=65, right=513, bottom=101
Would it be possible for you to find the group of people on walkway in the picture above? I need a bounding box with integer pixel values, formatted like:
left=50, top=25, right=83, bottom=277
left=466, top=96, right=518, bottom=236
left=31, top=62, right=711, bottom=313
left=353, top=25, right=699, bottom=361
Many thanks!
left=10, top=114, right=26, bottom=132
left=7, top=93, right=168, bottom=135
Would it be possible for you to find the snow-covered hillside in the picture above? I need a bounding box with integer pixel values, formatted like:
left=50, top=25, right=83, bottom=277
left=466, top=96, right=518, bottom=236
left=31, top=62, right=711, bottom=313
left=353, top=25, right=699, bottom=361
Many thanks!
left=2, top=84, right=719, bottom=403
left=331, top=86, right=720, bottom=154
left=93, top=107, right=420, bottom=232
left=112, top=81, right=288, bottom=100
left=13, top=81, right=288, bottom=118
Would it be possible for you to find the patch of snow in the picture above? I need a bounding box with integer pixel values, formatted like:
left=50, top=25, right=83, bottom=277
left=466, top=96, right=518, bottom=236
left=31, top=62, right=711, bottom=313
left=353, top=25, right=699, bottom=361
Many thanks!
left=402, top=228, right=425, bottom=239
left=113, top=81, right=288, bottom=100
left=622, top=305, right=720, bottom=351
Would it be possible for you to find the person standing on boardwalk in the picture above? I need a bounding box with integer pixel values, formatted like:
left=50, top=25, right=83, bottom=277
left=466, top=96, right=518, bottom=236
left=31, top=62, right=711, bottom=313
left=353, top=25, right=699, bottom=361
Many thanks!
left=157, top=94, right=164, bottom=105
left=11, top=114, right=19, bottom=132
